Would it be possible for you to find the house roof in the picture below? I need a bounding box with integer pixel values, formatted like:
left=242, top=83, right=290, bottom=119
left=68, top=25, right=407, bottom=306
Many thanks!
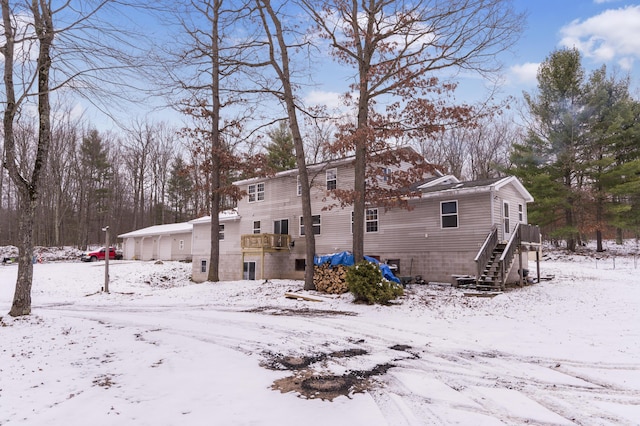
left=417, top=176, right=534, bottom=202
left=233, top=146, right=437, bottom=186
left=118, top=222, right=192, bottom=239
left=189, top=209, right=241, bottom=225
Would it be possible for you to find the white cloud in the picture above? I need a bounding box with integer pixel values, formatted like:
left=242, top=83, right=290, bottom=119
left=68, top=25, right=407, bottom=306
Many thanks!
left=593, top=0, right=620, bottom=4
left=559, top=5, right=640, bottom=70
left=304, top=90, right=344, bottom=109
left=509, top=62, right=540, bottom=85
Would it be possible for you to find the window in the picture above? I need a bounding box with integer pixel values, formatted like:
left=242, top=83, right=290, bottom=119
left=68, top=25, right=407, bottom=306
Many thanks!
left=274, top=219, right=289, bottom=235
left=179, top=239, right=184, bottom=250
left=503, top=202, right=510, bottom=234
left=253, top=221, right=261, bottom=234
left=441, top=201, right=458, bottom=228
left=300, top=215, right=321, bottom=235
left=518, top=204, right=524, bottom=222
left=326, top=168, right=337, bottom=190
left=366, top=208, right=379, bottom=232
left=380, top=167, right=391, bottom=182
left=351, top=211, right=354, bottom=234
left=200, top=259, right=207, bottom=273
left=387, top=259, right=400, bottom=274
left=296, top=175, right=302, bottom=196
left=351, top=209, right=379, bottom=233
left=295, top=259, right=306, bottom=271
left=248, top=182, right=265, bottom=202
left=219, top=224, right=225, bottom=240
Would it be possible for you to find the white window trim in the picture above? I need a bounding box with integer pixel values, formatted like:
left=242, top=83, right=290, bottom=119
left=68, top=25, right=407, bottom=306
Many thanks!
left=253, top=221, right=261, bottom=234
left=518, top=203, right=524, bottom=222
left=503, top=201, right=511, bottom=234
left=248, top=182, right=265, bottom=203
left=326, top=168, right=337, bottom=190
left=440, top=200, right=459, bottom=229
left=299, top=215, right=321, bottom=236
left=296, top=175, right=301, bottom=196
left=219, top=224, right=225, bottom=240
left=365, top=208, right=379, bottom=233
left=380, top=167, right=391, bottom=183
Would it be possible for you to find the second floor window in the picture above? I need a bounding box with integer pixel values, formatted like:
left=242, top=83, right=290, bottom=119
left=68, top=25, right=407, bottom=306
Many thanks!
left=326, top=168, right=337, bottom=190
left=296, top=175, right=302, bottom=196
left=380, top=167, right=391, bottom=183
left=441, top=201, right=458, bottom=228
left=248, top=182, right=265, bottom=202
left=219, top=224, right=225, bottom=240
left=253, top=221, right=261, bottom=234
left=300, top=215, right=321, bottom=235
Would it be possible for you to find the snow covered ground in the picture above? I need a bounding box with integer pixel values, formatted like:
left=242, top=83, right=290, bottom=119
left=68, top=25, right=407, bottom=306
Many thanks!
left=1, top=243, right=639, bottom=425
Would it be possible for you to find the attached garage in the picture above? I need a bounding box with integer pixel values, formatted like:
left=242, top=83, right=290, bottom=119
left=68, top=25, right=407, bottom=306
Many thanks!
left=118, top=222, right=193, bottom=261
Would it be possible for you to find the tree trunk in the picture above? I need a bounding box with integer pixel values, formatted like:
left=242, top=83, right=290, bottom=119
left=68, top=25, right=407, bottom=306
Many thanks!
left=257, top=1, right=317, bottom=290
left=3, top=0, right=54, bottom=316
left=207, top=0, right=221, bottom=282
left=10, top=195, right=36, bottom=316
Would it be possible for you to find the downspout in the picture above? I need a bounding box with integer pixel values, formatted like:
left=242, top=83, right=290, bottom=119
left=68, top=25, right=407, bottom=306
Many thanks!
left=490, top=186, right=496, bottom=232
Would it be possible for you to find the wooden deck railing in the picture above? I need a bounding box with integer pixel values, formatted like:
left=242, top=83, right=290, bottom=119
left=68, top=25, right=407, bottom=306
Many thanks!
left=241, top=233, right=291, bottom=250
left=475, top=223, right=541, bottom=288
left=475, top=225, right=498, bottom=280
left=519, top=223, right=541, bottom=244
left=497, top=223, right=542, bottom=287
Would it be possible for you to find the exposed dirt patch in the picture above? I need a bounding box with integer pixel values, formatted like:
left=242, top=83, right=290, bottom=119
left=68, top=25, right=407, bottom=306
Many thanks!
left=244, top=306, right=357, bottom=317
left=329, top=348, right=368, bottom=358
left=390, top=344, right=412, bottom=352
left=93, top=374, right=116, bottom=389
left=265, top=348, right=395, bottom=401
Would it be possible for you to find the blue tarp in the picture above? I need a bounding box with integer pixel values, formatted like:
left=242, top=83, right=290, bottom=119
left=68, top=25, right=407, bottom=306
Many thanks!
left=314, top=251, right=401, bottom=284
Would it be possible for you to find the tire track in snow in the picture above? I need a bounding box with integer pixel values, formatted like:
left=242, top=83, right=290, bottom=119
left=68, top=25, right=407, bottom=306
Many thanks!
left=38, top=302, right=640, bottom=425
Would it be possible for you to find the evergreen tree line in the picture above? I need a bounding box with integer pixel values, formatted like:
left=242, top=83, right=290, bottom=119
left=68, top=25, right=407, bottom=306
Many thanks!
left=509, top=48, right=640, bottom=251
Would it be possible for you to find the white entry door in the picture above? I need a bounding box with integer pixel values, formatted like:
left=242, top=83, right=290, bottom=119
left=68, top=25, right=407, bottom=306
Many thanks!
left=503, top=201, right=511, bottom=241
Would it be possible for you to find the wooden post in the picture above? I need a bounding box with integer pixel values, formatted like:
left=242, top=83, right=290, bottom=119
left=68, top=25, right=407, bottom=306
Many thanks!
left=518, top=248, right=523, bottom=287
left=536, top=244, right=541, bottom=284
left=103, top=226, right=110, bottom=293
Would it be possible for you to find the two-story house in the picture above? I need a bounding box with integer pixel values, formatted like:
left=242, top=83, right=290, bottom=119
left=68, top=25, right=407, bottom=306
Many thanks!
left=189, top=152, right=541, bottom=289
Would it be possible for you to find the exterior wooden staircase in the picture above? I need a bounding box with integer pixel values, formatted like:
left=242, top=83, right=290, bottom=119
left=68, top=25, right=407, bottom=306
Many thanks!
left=476, top=242, right=508, bottom=290
left=474, top=223, right=541, bottom=291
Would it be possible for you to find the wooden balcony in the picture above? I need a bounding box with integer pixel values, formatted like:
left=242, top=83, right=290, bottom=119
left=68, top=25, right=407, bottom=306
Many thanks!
left=241, top=234, right=291, bottom=252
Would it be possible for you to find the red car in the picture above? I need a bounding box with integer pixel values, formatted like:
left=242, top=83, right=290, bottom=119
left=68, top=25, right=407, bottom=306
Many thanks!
left=80, top=247, right=123, bottom=262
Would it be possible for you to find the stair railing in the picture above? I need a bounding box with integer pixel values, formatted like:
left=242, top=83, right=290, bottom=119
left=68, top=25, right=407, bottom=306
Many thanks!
left=474, top=225, right=498, bottom=281
left=497, top=223, right=522, bottom=288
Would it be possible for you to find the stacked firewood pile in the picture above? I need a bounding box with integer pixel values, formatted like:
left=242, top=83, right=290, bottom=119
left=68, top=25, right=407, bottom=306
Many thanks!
left=313, top=263, right=349, bottom=294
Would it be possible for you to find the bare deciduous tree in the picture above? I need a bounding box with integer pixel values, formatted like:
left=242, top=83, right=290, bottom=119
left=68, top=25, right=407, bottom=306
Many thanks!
left=254, top=0, right=318, bottom=290
left=1, top=0, right=150, bottom=316
left=300, top=0, right=524, bottom=262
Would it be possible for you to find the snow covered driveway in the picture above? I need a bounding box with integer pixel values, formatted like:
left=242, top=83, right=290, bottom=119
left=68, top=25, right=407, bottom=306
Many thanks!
left=1, top=253, right=639, bottom=425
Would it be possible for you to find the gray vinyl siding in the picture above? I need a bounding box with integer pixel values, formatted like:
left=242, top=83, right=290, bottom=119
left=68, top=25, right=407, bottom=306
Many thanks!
left=192, top=162, right=533, bottom=284
left=493, top=183, right=529, bottom=240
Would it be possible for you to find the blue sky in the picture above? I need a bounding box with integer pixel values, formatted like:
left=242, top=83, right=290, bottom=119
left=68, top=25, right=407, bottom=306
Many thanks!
left=77, top=0, right=640, bottom=130
left=508, top=1, right=640, bottom=86
left=301, top=0, right=640, bottom=111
